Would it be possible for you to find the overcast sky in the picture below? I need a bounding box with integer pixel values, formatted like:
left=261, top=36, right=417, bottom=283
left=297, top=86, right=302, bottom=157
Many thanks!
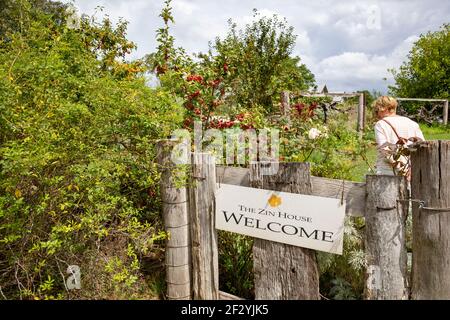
left=62, top=0, right=449, bottom=93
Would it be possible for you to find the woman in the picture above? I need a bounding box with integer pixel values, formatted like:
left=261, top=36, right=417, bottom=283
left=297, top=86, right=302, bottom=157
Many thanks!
left=373, top=96, right=425, bottom=178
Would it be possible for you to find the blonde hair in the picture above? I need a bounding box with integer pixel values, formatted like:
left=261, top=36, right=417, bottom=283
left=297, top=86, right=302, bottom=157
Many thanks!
left=374, top=96, right=398, bottom=113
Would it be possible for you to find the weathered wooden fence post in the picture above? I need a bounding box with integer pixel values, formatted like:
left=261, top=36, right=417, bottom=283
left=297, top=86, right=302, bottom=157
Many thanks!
left=189, top=153, right=219, bottom=299
left=411, top=140, right=450, bottom=299
left=444, top=100, right=448, bottom=126
left=357, top=92, right=365, bottom=132
left=156, top=140, right=191, bottom=300
left=364, top=175, right=409, bottom=300
left=250, top=162, right=320, bottom=300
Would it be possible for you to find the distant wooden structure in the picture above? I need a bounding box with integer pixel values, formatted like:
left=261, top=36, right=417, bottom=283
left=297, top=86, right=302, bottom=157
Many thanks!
left=395, top=98, right=448, bottom=126
left=281, top=89, right=366, bottom=132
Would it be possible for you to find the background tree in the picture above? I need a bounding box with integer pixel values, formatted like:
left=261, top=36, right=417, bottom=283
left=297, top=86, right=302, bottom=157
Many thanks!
left=0, top=0, right=68, bottom=39
left=212, top=10, right=315, bottom=112
left=389, top=23, right=449, bottom=99
left=147, top=5, right=315, bottom=126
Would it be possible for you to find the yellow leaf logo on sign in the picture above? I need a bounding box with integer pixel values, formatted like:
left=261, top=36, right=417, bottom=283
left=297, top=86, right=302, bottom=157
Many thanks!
left=268, top=194, right=282, bottom=207
left=15, top=189, right=22, bottom=198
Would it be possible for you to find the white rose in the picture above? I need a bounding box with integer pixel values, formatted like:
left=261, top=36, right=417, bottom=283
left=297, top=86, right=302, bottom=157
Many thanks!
left=308, top=128, right=321, bottom=140
left=66, top=4, right=81, bottom=30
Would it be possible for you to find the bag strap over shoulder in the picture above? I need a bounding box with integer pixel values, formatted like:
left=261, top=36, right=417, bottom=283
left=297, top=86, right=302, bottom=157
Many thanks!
left=381, top=118, right=403, bottom=141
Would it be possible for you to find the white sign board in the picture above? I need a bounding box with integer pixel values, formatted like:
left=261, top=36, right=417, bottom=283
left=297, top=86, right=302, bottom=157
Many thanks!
left=215, top=184, right=345, bottom=254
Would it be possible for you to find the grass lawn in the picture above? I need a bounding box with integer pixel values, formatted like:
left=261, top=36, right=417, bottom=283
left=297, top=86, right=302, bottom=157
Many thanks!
left=351, top=124, right=450, bottom=181
left=420, top=123, right=450, bottom=140
left=351, top=146, right=377, bottom=182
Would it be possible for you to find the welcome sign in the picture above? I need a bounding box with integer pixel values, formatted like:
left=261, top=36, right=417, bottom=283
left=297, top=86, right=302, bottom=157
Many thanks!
left=215, top=184, right=345, bottom=254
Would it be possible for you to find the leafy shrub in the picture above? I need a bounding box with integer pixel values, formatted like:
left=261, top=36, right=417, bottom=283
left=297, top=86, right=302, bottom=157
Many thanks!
left=218, top=232, right=254, bottom=299
left=328, top=277, right=358, bottom=300
left=281, top=112, right=371, bottom=180
left=0, top=5, right=182, bottom=299
left=317, top=217, right=366, bottom=299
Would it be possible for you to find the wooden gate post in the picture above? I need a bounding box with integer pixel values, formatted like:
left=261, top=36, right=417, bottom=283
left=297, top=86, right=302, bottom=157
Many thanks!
left=411, top=140, right=450, bottom=299
left=156, top=140, right=191, bottom=300
left=189, top=153, right=219, bottom=299
left=250, top=162, right=320, bottom=300
left=364, top=175, right=409, bottom=300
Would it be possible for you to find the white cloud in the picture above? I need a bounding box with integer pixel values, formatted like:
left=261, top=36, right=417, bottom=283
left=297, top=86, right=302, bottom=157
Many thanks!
left=173, top=0, right=197, bottom=16
left=309, top=12, right=330, bottom=26
left=295, top=30, right=312, bottom=55
left=61, top=0, right=449, bottom=92
left=310, top=35, right=419, bottom=92
left=318, top=52, right=388, bottom=79
left=242, top=8, right=281, bottom=25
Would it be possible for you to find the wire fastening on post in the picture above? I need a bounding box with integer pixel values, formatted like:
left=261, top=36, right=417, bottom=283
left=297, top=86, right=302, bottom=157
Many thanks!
left=397, top=198, right=425, bottom=208
left=421, top=206, right=450, bottom=213
left=397, top=198, right=450, bottom=213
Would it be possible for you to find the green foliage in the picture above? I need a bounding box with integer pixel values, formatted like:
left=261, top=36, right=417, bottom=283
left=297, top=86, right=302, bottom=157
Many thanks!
left=328, top=277, right=358, bottom=300
left=318, top=217, right=365, bottom=300
left=389, top=24, right=449, bottom=120
left=419, top=123, right=450, bottom=140
left=213, top=10, right=315, bottom=112
left=148, top=4, right=293, bottom=134
left=0, top=0, right=69, bottom=39
left=389, top=23, right=449, bottom=100
left=0, top=3, right=182, bottom=299
left=0, top=0, right=386, bottom=301
left=146, top=0, right=192, bottom=76
left=218, top=232, right=254, bottom=299
left=148, top=5, right=316, bottom=122
left=281, top=113, right=371, bottom=180
left=146, top=0, right=228, bottom=131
